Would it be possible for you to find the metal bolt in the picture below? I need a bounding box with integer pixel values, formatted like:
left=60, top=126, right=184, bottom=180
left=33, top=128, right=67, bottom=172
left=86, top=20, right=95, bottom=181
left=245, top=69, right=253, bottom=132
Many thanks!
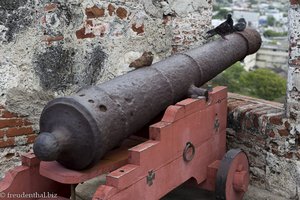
left=207, top=84, right=213, bottom=92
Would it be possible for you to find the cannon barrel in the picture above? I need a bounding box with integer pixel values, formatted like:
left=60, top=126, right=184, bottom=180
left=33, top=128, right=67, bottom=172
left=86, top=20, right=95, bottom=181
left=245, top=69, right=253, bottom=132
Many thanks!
left=33, top=29, right=261, bottom=170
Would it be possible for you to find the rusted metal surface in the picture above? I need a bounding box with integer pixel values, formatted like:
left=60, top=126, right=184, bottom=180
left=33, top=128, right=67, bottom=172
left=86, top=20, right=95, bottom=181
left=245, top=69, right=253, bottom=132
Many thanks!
left=33, top=29, right=261, bottom=170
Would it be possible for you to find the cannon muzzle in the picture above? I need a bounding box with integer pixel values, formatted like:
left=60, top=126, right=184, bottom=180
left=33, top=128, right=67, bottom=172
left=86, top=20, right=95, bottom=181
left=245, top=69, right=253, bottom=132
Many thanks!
left=33, top=29, right=261, bottom=170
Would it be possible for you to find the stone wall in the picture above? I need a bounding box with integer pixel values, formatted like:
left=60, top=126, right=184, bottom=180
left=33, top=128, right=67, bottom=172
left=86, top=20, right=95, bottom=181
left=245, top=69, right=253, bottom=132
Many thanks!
left=228, top=93, right=300, bottom=199
left=0, top=0, right=212, bottom=178
left=1, top=1, right=300, bottom=199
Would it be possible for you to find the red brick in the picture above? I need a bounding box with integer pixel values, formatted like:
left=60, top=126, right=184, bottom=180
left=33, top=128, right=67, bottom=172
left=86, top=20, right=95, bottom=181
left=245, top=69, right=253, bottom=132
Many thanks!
left=0, top=129, right=6, bottom=138
left=44, top=3, right=58, bottom=12
left=278, top=129, right=289, bottom=137
left=0, top=138, right=15, bottom=148
left=108, top=4, right=115, bottom=16
left=253, top=114, right=259, bottom=129
left=23, top=120, right=32, bottom=126
left=291, top=59, right=300, bottom=66
left=284, top=121, right=291, bottom=130
left=43, top=35, right=64, bottom=45
left=132, top=23, right=144, bottom=35
left=76, top=28, right=95, bottom=39
left=1, top=110, right=18, bottom=118
left=86, top=20, right=93, bottom=26
left=0, top=119, right=24, bottom=129
left=86, top=6, right=105, bottom=18
left=250, top=134, right=266, bottom=148
left=268, top=130, right=276, bottom=138
left=27, top=134, right=37, bottom=144
left=116, top=7, right=127, bottom=19
left=236, top=132, right=248, bottom=140
left=290, top=0, right=299, bottom=5
left=269, top=115, right=282, bottom=125
left=6, top=127, right=33, bottom=137
left=244, top=119, right=252, bottom=129
left=284, top=152, right=293, bottom=159
left=239, top=107, right=255, bottom=122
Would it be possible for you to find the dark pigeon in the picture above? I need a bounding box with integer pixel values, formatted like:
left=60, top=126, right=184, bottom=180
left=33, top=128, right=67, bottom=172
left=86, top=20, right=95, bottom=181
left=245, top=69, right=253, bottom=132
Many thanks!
left=234, top=18, right=247, bottom=32
left=206, top=13, right=234, bottom=39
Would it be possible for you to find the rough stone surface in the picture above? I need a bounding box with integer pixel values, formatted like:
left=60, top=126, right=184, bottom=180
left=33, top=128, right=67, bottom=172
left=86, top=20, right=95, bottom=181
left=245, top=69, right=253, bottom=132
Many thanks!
left=287, top=2, right=300, bottom=125
left=275, top=2, right=300, bottom=198
left=228, top=93, right=300, bottom=199
left=0, top=0, right=212, bottom=126
left=0, top=0, right=34, bottom=42
left=0, top=145, right=32, bottom=179
left=0, top=0, right=212, bottom=179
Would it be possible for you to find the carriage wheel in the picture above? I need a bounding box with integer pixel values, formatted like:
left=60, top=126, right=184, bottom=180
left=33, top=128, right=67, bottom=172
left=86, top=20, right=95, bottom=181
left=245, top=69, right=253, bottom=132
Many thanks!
left=215, top=149, right=249, bottom=200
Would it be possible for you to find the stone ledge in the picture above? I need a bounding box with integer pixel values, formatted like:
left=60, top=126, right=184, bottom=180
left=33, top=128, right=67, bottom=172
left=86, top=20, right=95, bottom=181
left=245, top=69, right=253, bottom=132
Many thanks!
left=227, top=93, right=299, bottom=199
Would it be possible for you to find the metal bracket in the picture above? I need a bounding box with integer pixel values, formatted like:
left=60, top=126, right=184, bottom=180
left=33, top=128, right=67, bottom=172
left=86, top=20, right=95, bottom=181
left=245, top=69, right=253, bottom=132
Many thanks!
left=214, top=118, right=220, bottom=132
left=147, top=170, right=156, bottom=186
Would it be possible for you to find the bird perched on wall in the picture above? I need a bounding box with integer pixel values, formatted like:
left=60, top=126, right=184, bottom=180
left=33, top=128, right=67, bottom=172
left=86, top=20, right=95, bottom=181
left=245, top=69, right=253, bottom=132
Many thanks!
left=234, top=18, right=247, bottom=32
left=129, top=51, right=154, bottom=69
left=206, top=13, right=234, bottom=39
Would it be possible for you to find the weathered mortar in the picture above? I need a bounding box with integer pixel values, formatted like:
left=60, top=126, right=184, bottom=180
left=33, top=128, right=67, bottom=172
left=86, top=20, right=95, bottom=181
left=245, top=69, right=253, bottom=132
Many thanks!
left=0, top=0, right=34, bottom=42
left=228, top=93, right=300, bottom=199
left=0, top=0, right=212, bottom=178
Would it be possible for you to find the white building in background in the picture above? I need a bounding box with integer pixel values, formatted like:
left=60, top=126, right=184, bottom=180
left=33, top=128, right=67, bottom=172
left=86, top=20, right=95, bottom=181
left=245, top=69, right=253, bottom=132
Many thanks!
left=233, top=10, right=260, bottom=28
left=243, top=54, right=257, bottom=71
left=256, top=44, right=288, bottom=76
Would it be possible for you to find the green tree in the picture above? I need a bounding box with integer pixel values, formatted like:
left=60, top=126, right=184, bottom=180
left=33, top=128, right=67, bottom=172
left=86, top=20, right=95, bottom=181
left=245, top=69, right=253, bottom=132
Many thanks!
left=212, top=62, right=246, bottom=93
left=263, top=30, right=287, bottom=37
left=239, top=68, right=286, bottom=101
left=213, top=5, right=221, bottom=12
left=213, top=9, right=229, bottom=19
left=267, top=16, right=276, bottom=26
left=212, top=63, right=287, bottom=102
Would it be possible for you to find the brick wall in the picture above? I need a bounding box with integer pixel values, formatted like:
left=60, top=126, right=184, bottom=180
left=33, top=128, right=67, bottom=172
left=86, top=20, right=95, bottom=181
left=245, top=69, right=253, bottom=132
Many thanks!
left=227, top=93, right=300, bottom=199
left=0, top=105, right=35, bottom=148
left=0, top=0, right=212, bottom=179
left=0, top=105, right=35, bottom=178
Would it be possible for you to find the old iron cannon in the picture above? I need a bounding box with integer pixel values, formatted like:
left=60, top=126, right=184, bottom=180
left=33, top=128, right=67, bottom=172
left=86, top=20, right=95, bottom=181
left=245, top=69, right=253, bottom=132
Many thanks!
left=33, top=29, right=261, bottom=170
